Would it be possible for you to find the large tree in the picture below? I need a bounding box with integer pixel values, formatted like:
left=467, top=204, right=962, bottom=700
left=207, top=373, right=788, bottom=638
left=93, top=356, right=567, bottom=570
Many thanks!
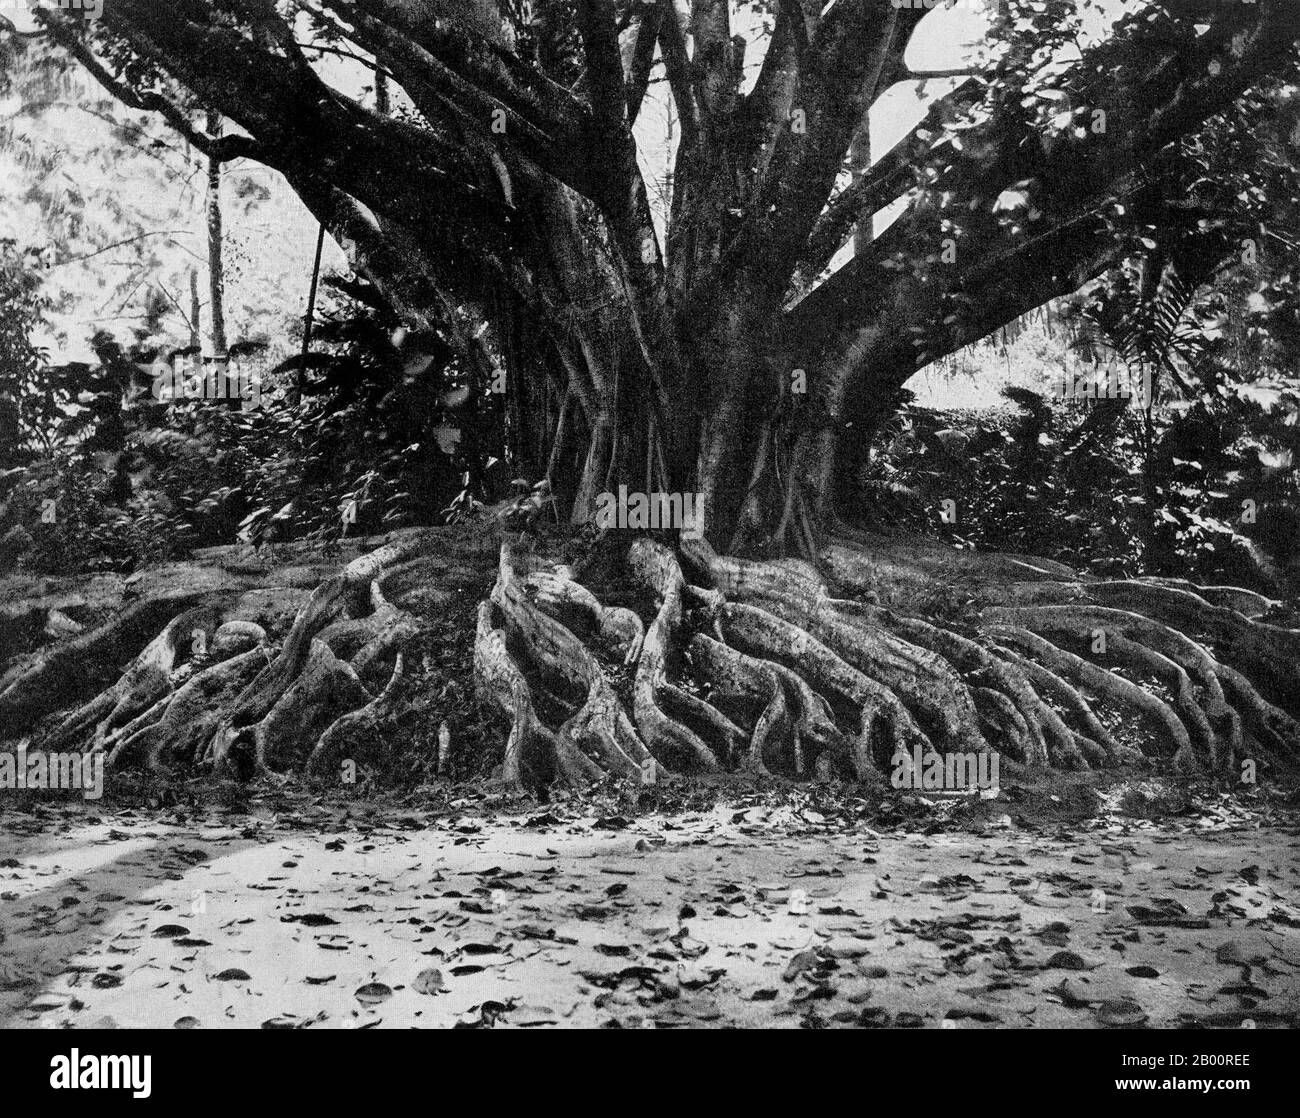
left=3, top=0, right=1300, bottom=789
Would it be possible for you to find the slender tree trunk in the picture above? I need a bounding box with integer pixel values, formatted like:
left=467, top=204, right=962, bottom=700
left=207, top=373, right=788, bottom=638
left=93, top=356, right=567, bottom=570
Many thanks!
left=206, top=110, right=228, bottom=363
left=294, top=223, right=326, bottom=408
left=188, top=268, right=201, bottom=351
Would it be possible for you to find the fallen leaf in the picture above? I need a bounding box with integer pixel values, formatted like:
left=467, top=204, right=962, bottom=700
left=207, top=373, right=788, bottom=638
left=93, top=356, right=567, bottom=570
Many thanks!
left=354, top=982, right=392, bottom=1006
left=1095, top=999, right=1148, bottom=1027
left=413, top=969, right=447, bottom=995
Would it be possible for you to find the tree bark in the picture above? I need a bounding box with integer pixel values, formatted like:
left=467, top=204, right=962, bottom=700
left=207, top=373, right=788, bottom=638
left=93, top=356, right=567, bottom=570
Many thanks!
left=206, top=110, right=227, bottom=362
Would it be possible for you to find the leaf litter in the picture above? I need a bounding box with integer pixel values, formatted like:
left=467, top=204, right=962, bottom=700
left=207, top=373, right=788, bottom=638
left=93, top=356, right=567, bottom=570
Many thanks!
left=0, top=780, right=1297, bottom=1027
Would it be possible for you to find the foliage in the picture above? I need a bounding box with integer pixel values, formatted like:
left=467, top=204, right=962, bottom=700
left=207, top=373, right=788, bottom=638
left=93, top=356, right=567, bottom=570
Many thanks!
left=0, top=276, right=485, bottom=571
left=856, top=386, right=1298, bottom=594
left=0, top=240, right=53, bottom=468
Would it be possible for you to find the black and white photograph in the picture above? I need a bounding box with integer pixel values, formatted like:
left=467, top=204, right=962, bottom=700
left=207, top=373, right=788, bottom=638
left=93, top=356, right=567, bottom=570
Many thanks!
left=0, top=0, right=1297, bottom=1084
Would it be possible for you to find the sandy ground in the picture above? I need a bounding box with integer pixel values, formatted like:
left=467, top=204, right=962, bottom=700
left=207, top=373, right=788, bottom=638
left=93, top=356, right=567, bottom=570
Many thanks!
left=2, top=786, right=1299, bottom=1029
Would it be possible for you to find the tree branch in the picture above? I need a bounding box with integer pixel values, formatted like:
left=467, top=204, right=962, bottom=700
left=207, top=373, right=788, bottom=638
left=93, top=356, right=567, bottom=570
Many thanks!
left=689, top=0, right=734, bottom=124
left=625, top=3, right=663, bottom=126
left=792, top=0, right=1300, bottom=351
left=41, top=16, right=266, bottom=163
left=577, top=0, right=629, bottom=134
left=729, top=0, right=925, bottom=305
left=734, top=0, right=804, bottom=191
left=785, top=0, right=1300, bottom=485
left=656, top=0, right=699, bottom=145
left=81, top=0, right=530, bottom=315
left=343, top=0, right=594, bottom=155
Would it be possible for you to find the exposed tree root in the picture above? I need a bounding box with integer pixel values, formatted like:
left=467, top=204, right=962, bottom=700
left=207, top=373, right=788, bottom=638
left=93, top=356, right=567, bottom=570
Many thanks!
left=627, top=539, right=722, bottom=774
left=3, top=524, right=1294, bottom=793
left=467, top=527, right=1297, bottom=790
left=306, top=653, right=408, bottom=778
left=109, top=646, right=268, bottom=772
left=474, top=598, right=568, bottom=788
left=473, top=527, right=1294, bottom=790
left=1, top=530, right=441, bottom=782
left=0, top=590, right=228, bottom=730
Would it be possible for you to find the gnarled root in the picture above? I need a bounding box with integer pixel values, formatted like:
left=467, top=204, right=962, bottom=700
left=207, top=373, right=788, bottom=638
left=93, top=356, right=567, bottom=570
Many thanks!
left=1, top=529, right=443, bottom=783
left=8, top=523, right=1293, bottom=792
left=474, top=531, right=1298, bottom=790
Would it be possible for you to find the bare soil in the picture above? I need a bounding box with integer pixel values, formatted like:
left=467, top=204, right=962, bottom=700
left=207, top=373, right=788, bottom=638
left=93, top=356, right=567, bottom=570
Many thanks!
left=2, top=778, right=1298, bottom=1029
